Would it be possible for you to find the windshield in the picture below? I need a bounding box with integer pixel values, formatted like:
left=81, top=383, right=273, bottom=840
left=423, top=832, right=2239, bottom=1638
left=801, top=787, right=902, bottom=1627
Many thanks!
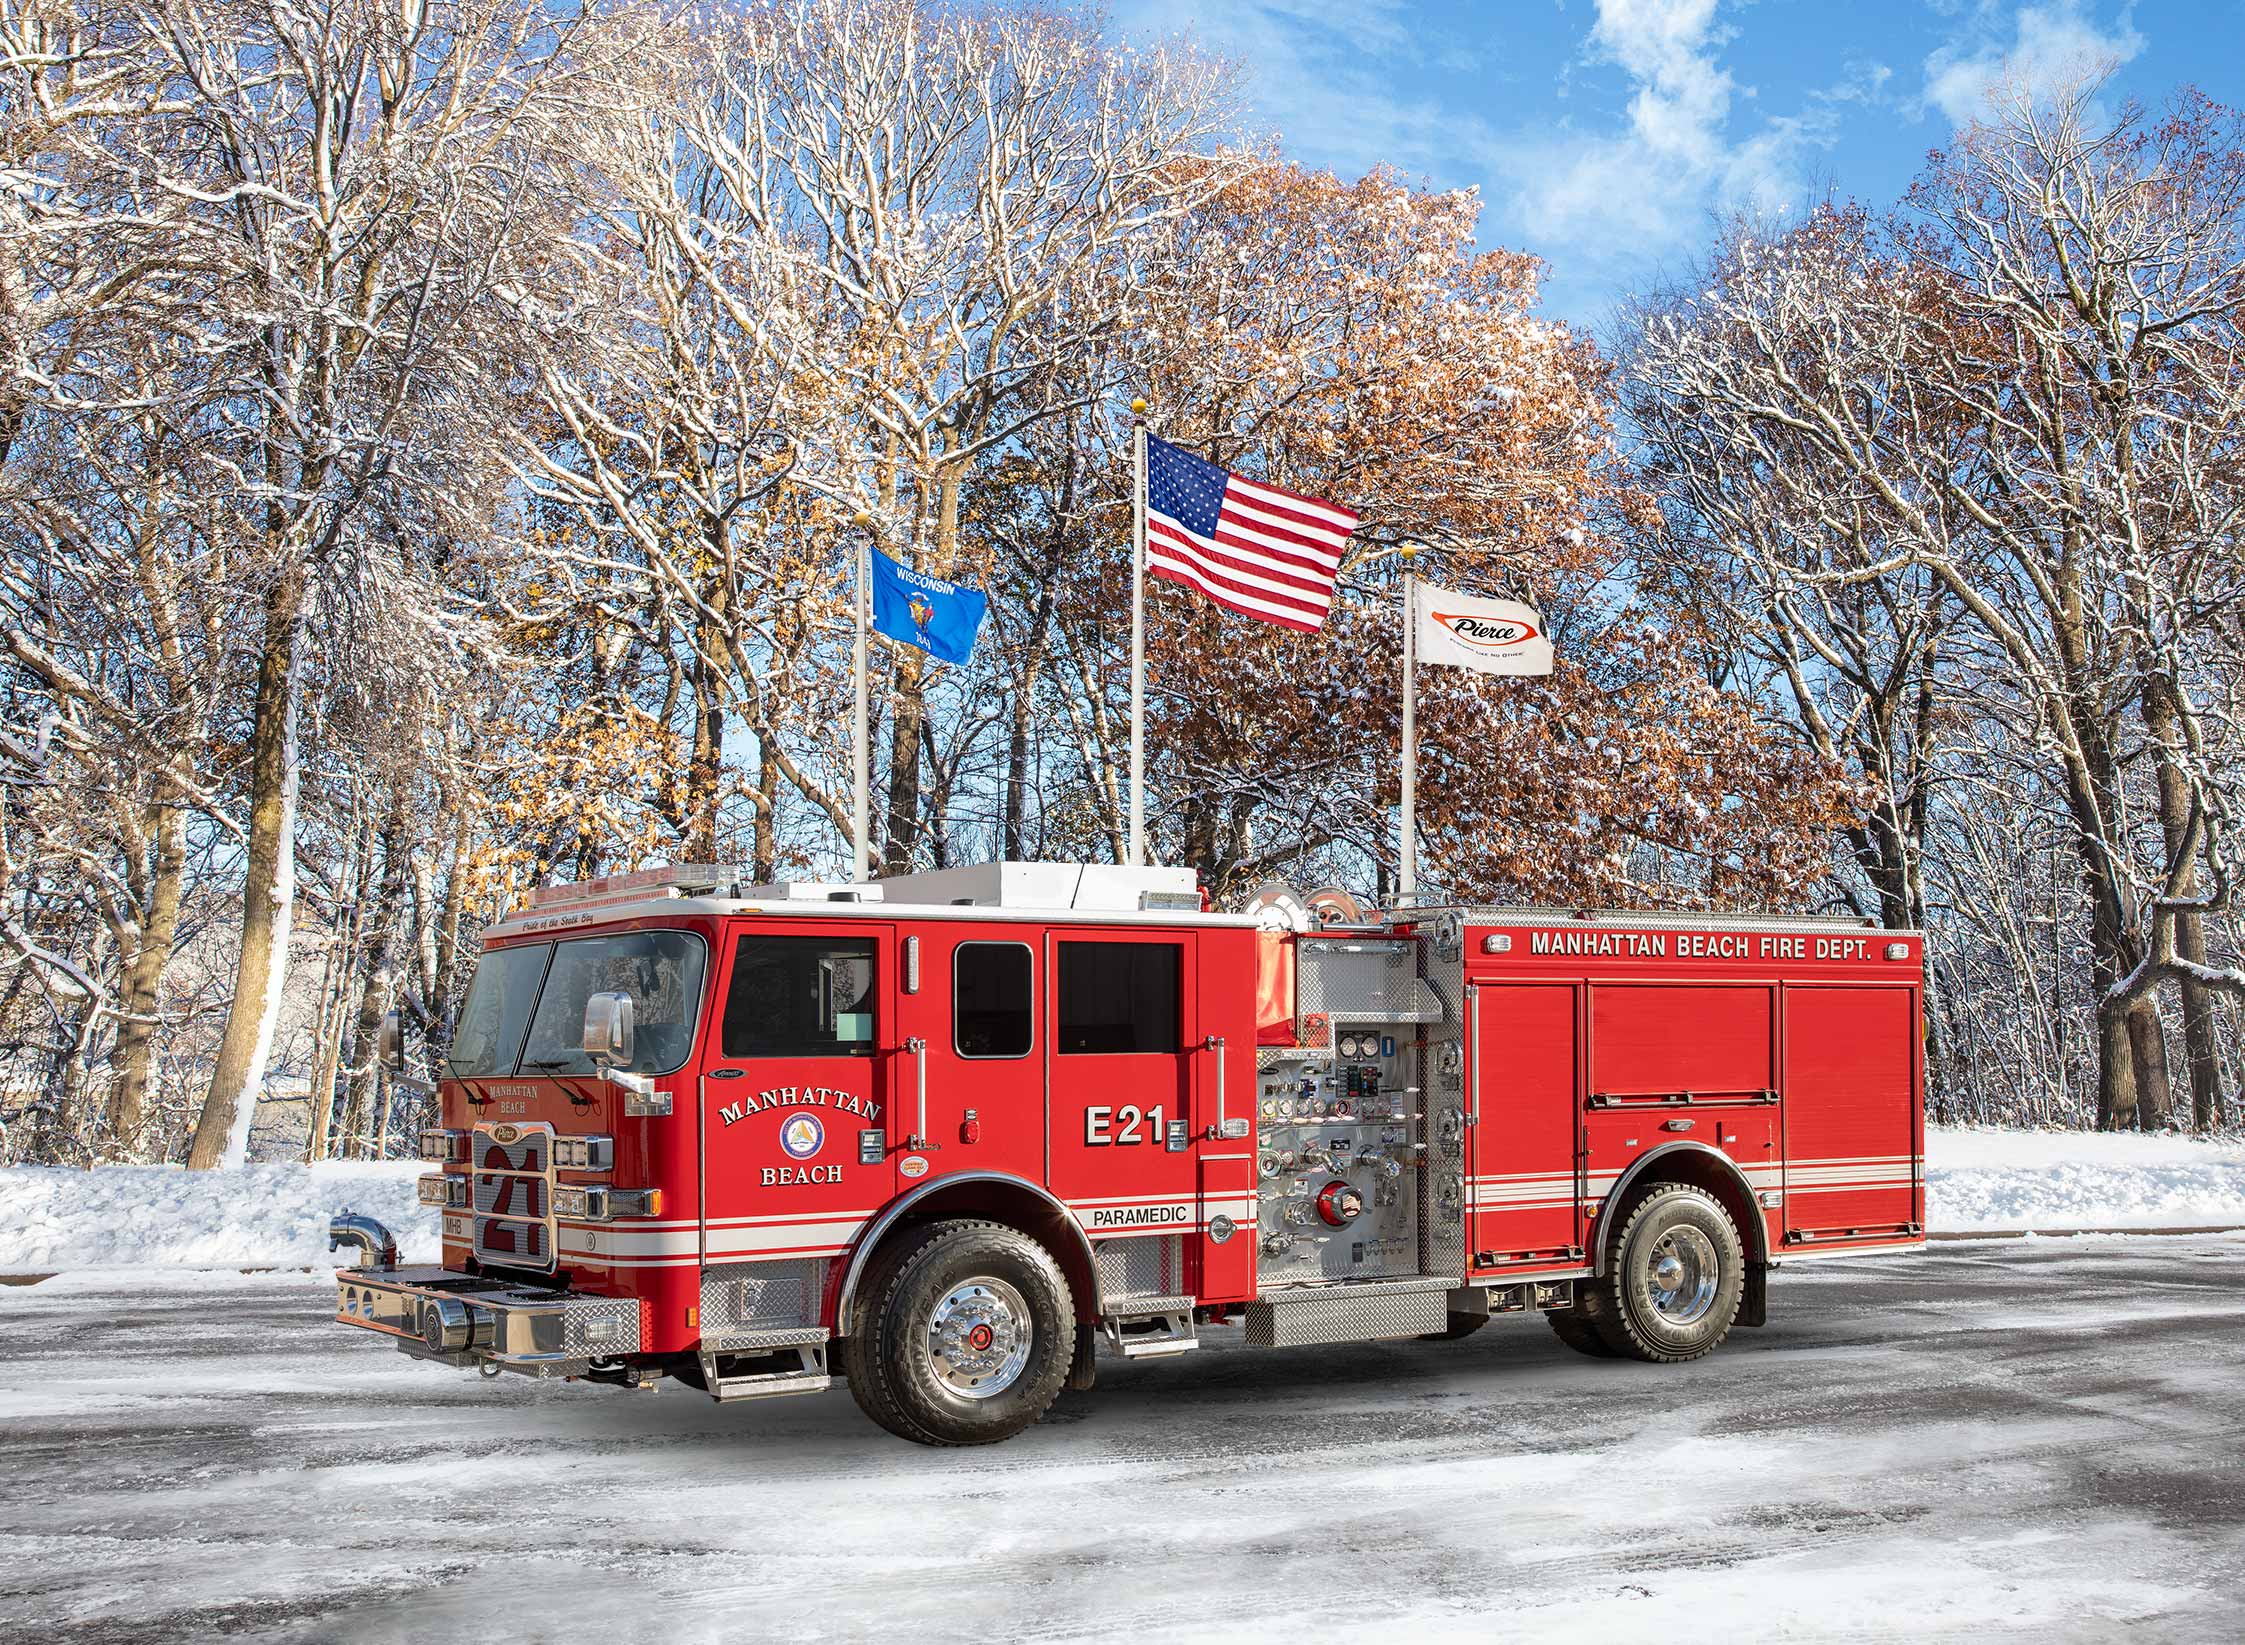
left=446, top=931, right=708, bottom=1079
left=447, top=943, right=548, bottom=1078
left=518, top=931, right=708, bottom=1077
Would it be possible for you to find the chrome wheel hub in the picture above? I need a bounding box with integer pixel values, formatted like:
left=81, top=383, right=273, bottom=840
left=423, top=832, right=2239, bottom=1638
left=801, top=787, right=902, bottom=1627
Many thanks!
left=1645, top=1226, right=1720, bottom=1327
left=926, top=1277, right=1032, bottom=1400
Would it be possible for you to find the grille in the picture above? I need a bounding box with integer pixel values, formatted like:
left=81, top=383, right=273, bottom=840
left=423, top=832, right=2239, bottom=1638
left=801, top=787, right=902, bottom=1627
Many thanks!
left=701, top=1259, right=828, bottom=1335
left=1096, top=1234, right=1184, bottom=1302
left=472, top=1122, right=556, bottom=1274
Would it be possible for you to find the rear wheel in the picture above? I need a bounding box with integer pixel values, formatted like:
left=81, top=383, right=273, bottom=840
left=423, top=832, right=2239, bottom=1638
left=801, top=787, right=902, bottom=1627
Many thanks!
left=1578, top=1184, right=1744, bottom=1363
left=841, top=1219, right=1075, bottom=1446
left=1546, top=1307, right=1622, bottom=1358
left=1422, top=1311, right=1490, bottom=1341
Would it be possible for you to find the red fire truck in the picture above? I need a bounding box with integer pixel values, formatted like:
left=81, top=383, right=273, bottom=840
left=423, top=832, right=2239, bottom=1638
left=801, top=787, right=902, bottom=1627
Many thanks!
left=330, top=861, right=1924, bottom=1446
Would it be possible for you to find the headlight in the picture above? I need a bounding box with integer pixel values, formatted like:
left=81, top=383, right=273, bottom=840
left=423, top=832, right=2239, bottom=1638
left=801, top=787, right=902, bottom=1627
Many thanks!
left=417, top=1174, right=468, bottom=1208
left=552, top=1134, right=614, bottom=1171
left=554, top=1185, right=660, bottom=1221
left=553, top=1184, right=603, bottom=1220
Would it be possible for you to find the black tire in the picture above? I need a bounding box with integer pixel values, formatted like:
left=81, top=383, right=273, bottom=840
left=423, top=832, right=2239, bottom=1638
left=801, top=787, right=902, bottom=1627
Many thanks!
left=1422, top=1310, right=1490, bottom=1341
left=841, top=1218, right=1075, bottom=1446
left=1578, top=1183, right=1744, bottom=1363
left=1546, top=1306, right=1623, bottom=1358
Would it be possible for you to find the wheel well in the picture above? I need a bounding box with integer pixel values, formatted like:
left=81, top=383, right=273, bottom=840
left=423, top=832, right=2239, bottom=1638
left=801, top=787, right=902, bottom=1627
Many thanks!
left=835, top=1177, right=1098, bottom=1335
left=1591, top=1146, right=1770, bottom=1274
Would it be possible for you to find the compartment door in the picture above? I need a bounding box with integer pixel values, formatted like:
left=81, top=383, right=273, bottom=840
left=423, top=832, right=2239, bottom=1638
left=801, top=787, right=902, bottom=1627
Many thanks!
left=1467, top=982, right=1582, bottom=1270
left=1782, top=985, right=1921, bottom=1244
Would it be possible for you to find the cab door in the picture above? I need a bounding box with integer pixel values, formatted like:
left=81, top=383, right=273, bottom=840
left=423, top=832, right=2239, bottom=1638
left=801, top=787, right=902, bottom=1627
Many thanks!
left=1044, top=931, right=1199, bottom=1294
left=890, top=924, right=1046, bottom=1189
left=698, top=920, right=894, bottom=1271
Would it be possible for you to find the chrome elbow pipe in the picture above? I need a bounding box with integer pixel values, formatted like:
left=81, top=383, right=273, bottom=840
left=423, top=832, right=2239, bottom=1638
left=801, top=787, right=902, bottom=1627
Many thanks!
left=329, top=1212, right=399, bottom=1270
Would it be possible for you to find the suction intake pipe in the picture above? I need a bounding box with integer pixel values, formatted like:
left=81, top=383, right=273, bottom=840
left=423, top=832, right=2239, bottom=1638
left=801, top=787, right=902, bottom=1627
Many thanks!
left=329, top=1212, right=399, bottom=1270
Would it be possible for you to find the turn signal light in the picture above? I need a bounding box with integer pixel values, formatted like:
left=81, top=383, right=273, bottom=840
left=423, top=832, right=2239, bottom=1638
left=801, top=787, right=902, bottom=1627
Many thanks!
left=417, top=1128, right=468, bottom=1164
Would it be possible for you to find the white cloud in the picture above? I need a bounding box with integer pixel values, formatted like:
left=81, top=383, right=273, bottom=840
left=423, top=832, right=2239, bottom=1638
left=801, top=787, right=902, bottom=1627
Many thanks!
left=1501, top=1, right=1867, bottom=271
left=1116, top=0, right=1495, bottom=181
left=1921, top=2, right=2146, bottom=126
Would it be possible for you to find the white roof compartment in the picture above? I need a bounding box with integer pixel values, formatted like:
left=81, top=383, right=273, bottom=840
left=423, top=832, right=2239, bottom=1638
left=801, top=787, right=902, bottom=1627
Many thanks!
left=876, top=860, right=1201, bottom=913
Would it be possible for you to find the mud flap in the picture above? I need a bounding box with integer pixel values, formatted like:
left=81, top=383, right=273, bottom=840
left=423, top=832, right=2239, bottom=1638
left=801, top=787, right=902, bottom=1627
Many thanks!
left=1065, top=1317, right=1098, bottom=1392
left=1738, top=1262, right=1768, bottom=1328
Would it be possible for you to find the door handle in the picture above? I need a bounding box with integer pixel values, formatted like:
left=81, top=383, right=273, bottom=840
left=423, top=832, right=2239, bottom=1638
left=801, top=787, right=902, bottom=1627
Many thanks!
left=1204, top=1035, right=1247, bottom=1140
left=903, top=1036, right=936, bottom=1150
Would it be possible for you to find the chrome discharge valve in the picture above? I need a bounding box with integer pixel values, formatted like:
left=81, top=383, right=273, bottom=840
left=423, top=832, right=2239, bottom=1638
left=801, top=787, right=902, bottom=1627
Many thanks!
left=1316, top=1181, right=1364, bottom=1227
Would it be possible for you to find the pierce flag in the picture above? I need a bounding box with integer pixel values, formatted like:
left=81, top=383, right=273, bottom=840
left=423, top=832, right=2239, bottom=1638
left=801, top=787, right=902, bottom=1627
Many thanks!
left=1411, top=581, right=1553, bottom=676
left=868, top=547, right=986, bottom=666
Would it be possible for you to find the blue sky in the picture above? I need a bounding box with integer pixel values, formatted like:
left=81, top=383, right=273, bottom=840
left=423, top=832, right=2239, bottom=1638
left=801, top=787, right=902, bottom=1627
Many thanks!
left=1112, top=1, right=2243, bottom=333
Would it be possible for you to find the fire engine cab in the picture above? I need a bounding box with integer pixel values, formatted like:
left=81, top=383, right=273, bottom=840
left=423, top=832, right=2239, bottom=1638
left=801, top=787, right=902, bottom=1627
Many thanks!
left=330, top=861, right=1925, bottom=1446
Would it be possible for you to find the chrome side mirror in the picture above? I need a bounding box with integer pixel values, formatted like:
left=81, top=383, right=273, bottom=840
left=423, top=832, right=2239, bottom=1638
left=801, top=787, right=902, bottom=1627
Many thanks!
left=377, top=1009, right=405, bottom=1072
left=582, top=991, right=635, bottom=1068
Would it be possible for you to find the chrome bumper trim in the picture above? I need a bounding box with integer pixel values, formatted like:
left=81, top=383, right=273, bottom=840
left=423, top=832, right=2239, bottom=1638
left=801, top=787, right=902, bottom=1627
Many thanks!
left=333, top=1265, right=641, bottom=1376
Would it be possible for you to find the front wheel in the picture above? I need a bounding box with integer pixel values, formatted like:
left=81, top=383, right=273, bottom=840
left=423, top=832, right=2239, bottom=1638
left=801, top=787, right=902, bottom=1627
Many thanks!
left=1578, top=1184, right=1744, bottom=1363
left=842, top=1219, right=1075, bottom=1446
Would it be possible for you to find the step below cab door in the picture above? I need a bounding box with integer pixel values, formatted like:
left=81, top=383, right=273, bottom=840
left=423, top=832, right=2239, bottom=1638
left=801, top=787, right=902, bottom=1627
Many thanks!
left=1467, top=981, right=1584, bottom=1270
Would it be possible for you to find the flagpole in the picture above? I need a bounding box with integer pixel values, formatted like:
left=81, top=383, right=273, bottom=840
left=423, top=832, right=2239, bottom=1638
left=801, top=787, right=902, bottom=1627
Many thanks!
left=1399, top=542, right=1419, bottom=907
left=1128, top=398, right=1148, bottom=868
left=850, top=510, right=871, bottom=884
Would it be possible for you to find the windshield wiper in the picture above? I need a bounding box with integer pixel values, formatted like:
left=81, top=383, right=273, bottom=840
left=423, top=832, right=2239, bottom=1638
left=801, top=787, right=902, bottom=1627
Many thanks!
left=518, top=1057, right=583, bottom=1071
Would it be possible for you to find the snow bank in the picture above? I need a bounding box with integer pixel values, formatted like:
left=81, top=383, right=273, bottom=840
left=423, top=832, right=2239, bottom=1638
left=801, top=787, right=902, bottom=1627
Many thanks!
left=1926, top=1125, right=2245, bottom=1231
left=4, top=1128, right=2243, bottom=1272
left=0, top=1161, right=437, bottom=1271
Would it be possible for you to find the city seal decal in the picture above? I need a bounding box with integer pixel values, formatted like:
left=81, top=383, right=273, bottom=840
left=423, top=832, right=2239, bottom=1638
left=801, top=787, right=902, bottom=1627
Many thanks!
left=780, top=1113, right=825, bottom=1160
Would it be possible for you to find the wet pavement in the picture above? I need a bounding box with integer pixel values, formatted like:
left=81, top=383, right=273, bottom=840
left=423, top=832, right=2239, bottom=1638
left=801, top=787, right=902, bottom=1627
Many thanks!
left=2, top=1236, right=2241, bottom=1642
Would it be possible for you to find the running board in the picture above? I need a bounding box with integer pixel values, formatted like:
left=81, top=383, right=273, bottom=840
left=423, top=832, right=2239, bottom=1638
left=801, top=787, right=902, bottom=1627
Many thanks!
left=1102, top=1295, right=1199, bottom=1359
left=1246, top=1276, right=1451, bottom=1348
left=697, top=1332, right=831, bottom=1402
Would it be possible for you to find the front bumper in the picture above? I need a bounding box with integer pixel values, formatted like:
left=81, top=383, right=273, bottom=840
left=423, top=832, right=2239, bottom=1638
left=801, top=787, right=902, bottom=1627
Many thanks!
left=334, top=1265, right=643, bottom=1377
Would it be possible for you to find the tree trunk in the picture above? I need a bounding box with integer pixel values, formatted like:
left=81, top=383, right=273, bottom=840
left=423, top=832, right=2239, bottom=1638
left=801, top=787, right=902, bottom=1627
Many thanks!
left=107, top=800, right=186, bottom=1155
left=752, top=737, right=780, bottom=882
left=2143, top=672, right=2227, bottom=1129
left=187, top=570, right=308, bottom=1169
left=685, top=624, right=726, bottom=862
left=341, top=800, right=409, bottom=1158
left=2125, top=999, right=2175, bottom=1131
left=305, top=810, right=374, bottom=1163
left=2094, top=989, right=2138, bottom=1131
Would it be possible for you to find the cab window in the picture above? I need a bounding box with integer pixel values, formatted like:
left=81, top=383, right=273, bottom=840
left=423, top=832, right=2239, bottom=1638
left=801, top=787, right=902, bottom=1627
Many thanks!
left=722, top=935, right=879, bottom=1058
left=1056, top=942, right=1180, bottom=1054
left=954, top=942, right=1032, bottom=1058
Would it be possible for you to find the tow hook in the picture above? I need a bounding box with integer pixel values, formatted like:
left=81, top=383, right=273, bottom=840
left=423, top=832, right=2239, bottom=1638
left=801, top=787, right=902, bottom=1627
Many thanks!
left=329, top=1212, right=399, bottom=1269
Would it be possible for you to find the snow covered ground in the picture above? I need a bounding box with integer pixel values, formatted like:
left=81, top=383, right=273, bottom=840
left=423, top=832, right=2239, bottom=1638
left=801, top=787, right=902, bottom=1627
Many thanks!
left=1926, top=1127, right=2245, bottom=1231
left=1, top=1239, right=2240, bottom=1643
left=0, top=1160, right=435, bottom=1272
left=4, top=1128, right=2243, bottom=1273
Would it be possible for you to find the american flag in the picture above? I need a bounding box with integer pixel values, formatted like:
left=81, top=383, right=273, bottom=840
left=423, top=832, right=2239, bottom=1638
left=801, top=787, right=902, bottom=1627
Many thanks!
left=1143, top=434, right=1357, bottom=633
